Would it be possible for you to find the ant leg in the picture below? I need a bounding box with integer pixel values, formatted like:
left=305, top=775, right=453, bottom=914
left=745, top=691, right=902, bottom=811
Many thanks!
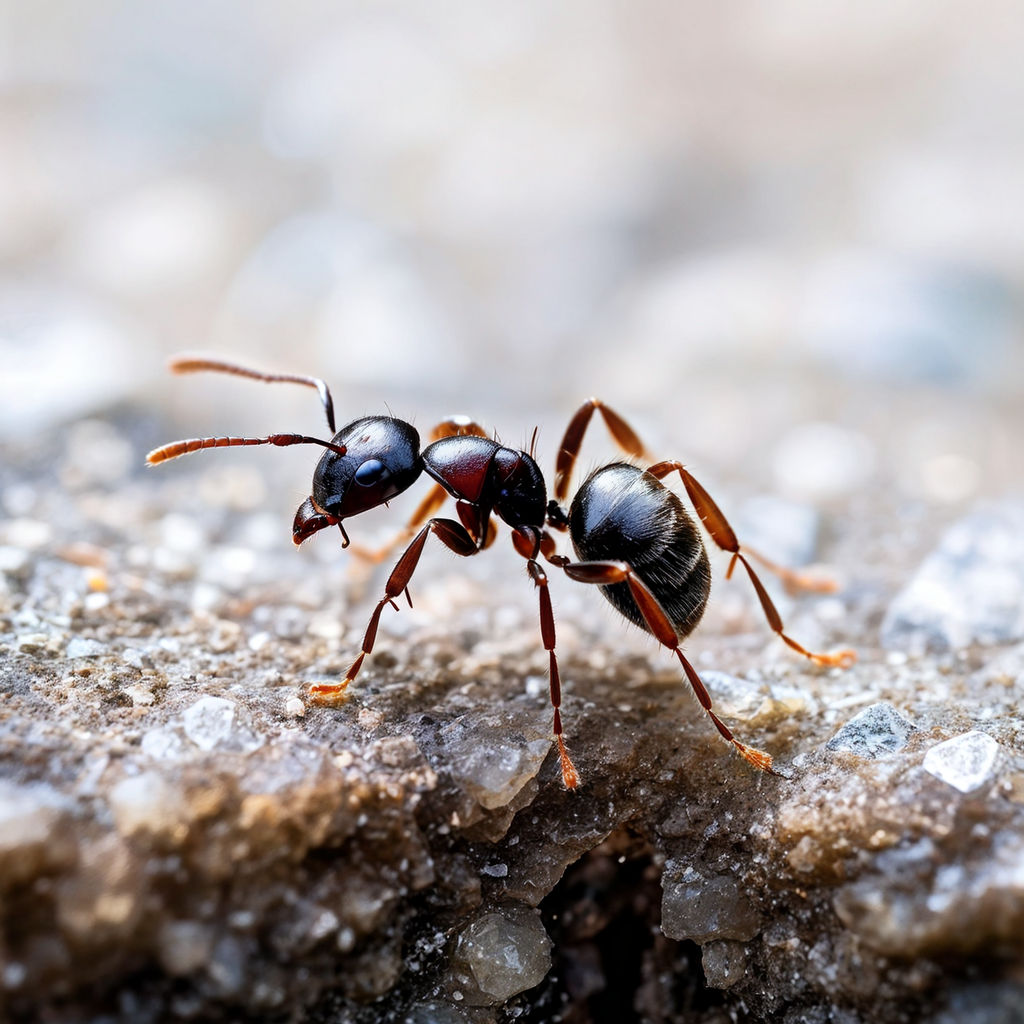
left=512, top=528, right=579, bottom=789
left=561, top=559, right=777, bottom=773
left=429, top=416, right=488, bottom=441
left=349, top=417, right=488, bottom=563
left=308, top=517, right=478, bottom=705
left=648, top=461, right=856, bottom=668
left=349, top=483, right=450, bottom=563
left=554, top=399, right=654, bottom=504
left=455, top=500, right=499, bottom=550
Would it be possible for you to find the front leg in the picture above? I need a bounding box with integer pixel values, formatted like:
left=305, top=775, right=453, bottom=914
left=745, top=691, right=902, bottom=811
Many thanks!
left=308, top=517, right=479, bottom=704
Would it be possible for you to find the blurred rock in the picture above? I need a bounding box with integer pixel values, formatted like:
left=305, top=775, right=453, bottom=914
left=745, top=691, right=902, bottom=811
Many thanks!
left=881, top=501, right=1024, bottom=655
left=771, top=422, right=876, bottom=503
left=0, top=291, right=146, bottom=437
left=801, top=254, right=1016, bottom=387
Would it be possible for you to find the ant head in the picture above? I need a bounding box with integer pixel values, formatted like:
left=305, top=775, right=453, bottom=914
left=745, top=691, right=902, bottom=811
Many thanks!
left=293, top=416, right=422, bottom=545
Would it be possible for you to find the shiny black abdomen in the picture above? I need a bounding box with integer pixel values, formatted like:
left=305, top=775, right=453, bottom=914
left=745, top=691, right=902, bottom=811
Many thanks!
left=569, top=463, right=710, bottom=640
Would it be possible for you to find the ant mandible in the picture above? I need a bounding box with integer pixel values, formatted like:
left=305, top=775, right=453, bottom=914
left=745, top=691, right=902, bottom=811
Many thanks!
left=148, top=355, right=856, bottom=789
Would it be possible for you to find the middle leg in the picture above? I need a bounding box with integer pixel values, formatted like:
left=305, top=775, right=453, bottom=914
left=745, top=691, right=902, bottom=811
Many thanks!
left=512, top=526, right=579, bottom=789
left=553, top=398, right=654, bottom=504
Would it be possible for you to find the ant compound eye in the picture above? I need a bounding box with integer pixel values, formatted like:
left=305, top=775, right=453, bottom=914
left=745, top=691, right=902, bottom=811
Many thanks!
left=354, top=459, right=388, bottom=487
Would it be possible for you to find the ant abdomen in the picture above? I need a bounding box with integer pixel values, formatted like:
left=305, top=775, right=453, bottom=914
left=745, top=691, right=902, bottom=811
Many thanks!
left=569, top=463, right=711, bottom=641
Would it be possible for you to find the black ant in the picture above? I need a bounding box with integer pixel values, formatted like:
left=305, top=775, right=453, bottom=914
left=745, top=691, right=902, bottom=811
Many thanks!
left=148, top=355, right=856, bottom=789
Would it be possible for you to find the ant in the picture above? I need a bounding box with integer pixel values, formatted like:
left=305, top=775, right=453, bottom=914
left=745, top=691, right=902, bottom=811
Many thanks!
left=148, top=355, right=856, bottom=789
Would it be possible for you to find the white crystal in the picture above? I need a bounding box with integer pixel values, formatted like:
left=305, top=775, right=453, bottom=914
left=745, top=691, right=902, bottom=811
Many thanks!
left=826, top=702, right=916, bottom=757
left=453, top=910, right=552, bottom=1003
left=882, top=503, right=1024, bottom=654
left=140, top=727, right=187, bottom=761
left=0, top=780, right=65, bottom=853
left=66, top=637, right=106, bottom=658
left=441, top=715, right=549, bottom=810
left=182, top=697, right=237, bottom=751
left=923, top=731, right=1000, bottom=793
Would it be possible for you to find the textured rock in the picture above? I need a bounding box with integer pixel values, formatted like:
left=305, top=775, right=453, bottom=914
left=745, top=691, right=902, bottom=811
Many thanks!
left=2, top=397, right=1024, bottom=1024
left=881, top=503, right=1024, bottom=655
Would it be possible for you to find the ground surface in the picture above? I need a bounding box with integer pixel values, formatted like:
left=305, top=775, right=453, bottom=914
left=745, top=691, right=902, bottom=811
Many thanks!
left=2, top=372, right=1024, bottom=1023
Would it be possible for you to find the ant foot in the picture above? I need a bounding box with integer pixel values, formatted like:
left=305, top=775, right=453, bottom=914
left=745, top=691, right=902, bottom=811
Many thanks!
left=557, top=736, right=580, bottom=790
left=810, top=648, right=857, bottom=670
left=735, top=742, right=777, bottom=774
left=307, top=680, right=352, bottom=706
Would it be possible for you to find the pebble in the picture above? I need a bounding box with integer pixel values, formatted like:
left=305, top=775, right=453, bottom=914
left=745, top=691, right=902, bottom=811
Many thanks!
left=66, top=637, right=107, bottom=659
left=701, top=939, right=748, bottom=990
left=0, top=546, right=31, bottom=578
left=123, top=684, right=156, bottom=707
left=661, top=873, right=762, bottom=944
left=923, top=731, right=1001, bottom=794
left=16, top=633, right=60, bottom=656
left=825, top=702, right=917, bottom=758
left=452, top=909, right=552, bottom=1004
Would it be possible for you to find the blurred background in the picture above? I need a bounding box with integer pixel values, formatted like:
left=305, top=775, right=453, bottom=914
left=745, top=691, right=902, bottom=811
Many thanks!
left=2, top=0, right=1023, bottom=519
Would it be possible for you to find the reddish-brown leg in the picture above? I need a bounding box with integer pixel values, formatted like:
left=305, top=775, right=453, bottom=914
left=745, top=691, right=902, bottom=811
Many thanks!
left=553, top=399, right=654, bottom=504
left=647, top=461, right=856, bottom=668
left=428, top=416, right=488, bottom=441
left=349, top=482, right=450, bottom=563
left=512, top=527, right=579, bottom=789
left=308, top=517, right=479, bottom=704
left=561, top=558, right=777, bottom=773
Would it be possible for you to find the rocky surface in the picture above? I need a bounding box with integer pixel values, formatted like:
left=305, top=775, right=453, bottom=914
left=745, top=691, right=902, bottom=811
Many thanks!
left=2, top=392, right=1024, bottom=1024
left=5, top=2, right=1024, bottom=1019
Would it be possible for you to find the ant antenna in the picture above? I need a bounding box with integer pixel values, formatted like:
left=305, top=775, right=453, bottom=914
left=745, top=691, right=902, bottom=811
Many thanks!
left=146, top=434, right=346, bottom=465
left=169, top=355, right=338, bottom=434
